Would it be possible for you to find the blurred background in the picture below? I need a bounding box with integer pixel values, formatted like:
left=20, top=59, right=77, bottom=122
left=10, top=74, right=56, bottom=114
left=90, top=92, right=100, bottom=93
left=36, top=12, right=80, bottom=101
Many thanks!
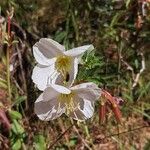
left=0, top=0, right=150, bottom=149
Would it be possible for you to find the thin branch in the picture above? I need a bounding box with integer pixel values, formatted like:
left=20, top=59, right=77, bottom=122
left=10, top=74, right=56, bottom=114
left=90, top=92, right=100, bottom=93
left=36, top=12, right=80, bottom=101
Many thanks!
left=48, top=121, right=93, bottom=150
left=12, top=77, right=24, bottom=95
left=48, top=123, right=74, bottom=149
left=94, top=125, right=149, bottom=144
left=72, top=123, right=93, bottom=150
left=48, top=121, right=149, bottom=149
left=120, top=56, right=135, bottom=80
left=132, top=52, right=145, bottom=89
left=120, top=52, right=145, bottom=89
left=16, top=41, right=28, bottom=108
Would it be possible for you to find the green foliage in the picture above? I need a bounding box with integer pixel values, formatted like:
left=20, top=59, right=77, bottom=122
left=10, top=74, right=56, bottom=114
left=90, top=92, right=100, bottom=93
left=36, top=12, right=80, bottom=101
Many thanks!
left=11, top=120, right=25, bottom=138
left=77, top=51, right=104, bottom=85
left=9, top=110, right=22, bottom=120
left=12, top=96, right=27, bottom=106
left=10, top=113, right=26, bottom=150
left=33, top=134, right=46, bottom=150
left=11, top=139, right=22, bottom=150
left=67, top=137, right=78, bottom=147
left=0, top=77, right=7, bottom=89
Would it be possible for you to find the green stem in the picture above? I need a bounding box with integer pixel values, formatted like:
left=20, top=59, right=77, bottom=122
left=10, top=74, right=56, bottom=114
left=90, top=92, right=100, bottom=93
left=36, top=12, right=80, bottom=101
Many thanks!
left=6, top=15, right=11, bottom=101
left=6, top=45, right=11, bottom=101
left=83, top=122, right=96, bottom=150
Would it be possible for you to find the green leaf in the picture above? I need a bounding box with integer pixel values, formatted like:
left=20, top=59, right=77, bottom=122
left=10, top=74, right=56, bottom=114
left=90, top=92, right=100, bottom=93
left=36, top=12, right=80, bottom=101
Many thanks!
left=3, top=40, right=9, bottom=45
left=11, top=139, right=22, bottom=150
left=12, top=40, right=19, bottom=44
left=9, top=110, right=22, bottom=120
left=0, top=77, right=7, bottom=83
left=135, top=59, right=139, bottom=69
left=133, top=108, right=150, bottom=120
left=54, top=31, right=67, bottom=43
left=12, top=96, right=26, bottom=106
left=68, top=137, right=77, bottom=147
left=0, top=77, right=7, bottom=89
left=12, top=120, right=25, bottom=135
left=110, top=13, right=120, bottom=27
left=34, top=134, right=46, bottom=150
left=0, top=81, right=7, bottom=89
left=126, top=0, right=131, bottom=8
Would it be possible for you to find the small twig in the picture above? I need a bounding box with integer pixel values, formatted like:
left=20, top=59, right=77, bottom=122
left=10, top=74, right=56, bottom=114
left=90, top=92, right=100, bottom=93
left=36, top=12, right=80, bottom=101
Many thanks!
left=48, top=122, right=149, bottom=149
left=0, top=133, right=9, bottom=149
left=11, top=21, right=26, bottom=40
left=12, top=77, right=24, bottom=95
left=16, top=41, right=28, bottom=108
left=48, top=123, right=74, bottom=149
left=120, top=56, right=135, bottom=80
left=48, top=120, right=93, bottom=150
left=120, top=52, right=145, bottom=89
left=72, top=123, right=93, bottom=150
left=94, top=125, right=149, bottom=144
left=58, top=119, right=70, bottom=144
left=141, top=1, right=147, bottom=16
left=6, top=16, right=11, bottom=101
left=10, top=52, right=18, bottom=61
left=132, top=52, right=145, bottom=89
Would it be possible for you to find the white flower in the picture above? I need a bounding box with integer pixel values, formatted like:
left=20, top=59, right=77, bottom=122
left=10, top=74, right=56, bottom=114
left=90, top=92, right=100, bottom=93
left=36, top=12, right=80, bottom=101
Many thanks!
left=32, top=38, right=94, bottom=91
left=34, top=82, right=101, bottom=121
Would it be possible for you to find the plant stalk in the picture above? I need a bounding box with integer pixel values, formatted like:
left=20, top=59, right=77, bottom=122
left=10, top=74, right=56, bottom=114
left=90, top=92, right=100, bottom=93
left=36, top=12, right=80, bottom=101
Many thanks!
left=6, top=15, right=11, bottom=101
left=6, top=45, right=11, bottom=101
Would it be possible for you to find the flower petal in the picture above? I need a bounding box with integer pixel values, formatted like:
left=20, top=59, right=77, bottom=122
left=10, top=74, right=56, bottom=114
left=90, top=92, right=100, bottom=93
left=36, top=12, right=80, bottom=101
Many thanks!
left=40, top=38, right=65, bottom=51
left=33, top=46, right=56, bottom=66
left=43, top=84, right=71, bottom=101
left=68, top=100, right=94, bottom=121
left=64, top=45, right=94, bottom=58
left=67, top=57, right=78, bottom=87
left=34, top=94, right=65, bottom=121
left=71, top=82, right=101, bottom=102
left=35, top=38, right=65, bottom=58
left=31, top=62, right=59, bottom=91
left=42, top=87, right=59, bottom=102
left=33, top=38, right=65, bottom=65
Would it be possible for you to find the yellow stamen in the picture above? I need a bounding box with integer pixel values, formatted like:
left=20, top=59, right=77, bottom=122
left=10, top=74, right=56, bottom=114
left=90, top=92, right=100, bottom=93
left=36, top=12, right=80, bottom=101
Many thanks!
left=55, top=55, right=72, bottom=79
left=58, top=92, right=78, bottom=114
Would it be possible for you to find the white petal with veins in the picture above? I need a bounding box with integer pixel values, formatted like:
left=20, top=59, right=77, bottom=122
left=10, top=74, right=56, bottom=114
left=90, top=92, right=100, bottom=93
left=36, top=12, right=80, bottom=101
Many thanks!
left=71, top=82, right=101, bottom=102
left=64, top=45, right=94, bottom=58
left=33, top=46, right=57, bottom=66
left=34, top=94, right=65, bottom=121
left=35, top=38, right=64, bottom=59
left=68, top=100, right=94, bottom=121
left=44, top=84, right=71, bottom=96
left=39, top=38, right=65, bottom=52
left=32, top=62, right=58, bottom=91
left=67, top=57, right=78, bottom=87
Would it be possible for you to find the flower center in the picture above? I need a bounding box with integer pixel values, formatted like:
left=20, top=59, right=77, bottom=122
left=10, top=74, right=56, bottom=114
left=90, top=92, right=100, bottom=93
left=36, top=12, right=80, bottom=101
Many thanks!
left=58, top=92, right=78, bottom=114
left=55, top=55, right=72, bottom=79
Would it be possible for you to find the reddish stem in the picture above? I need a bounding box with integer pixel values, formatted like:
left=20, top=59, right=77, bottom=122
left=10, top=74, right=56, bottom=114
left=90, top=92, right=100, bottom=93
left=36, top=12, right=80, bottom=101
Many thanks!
left=99, top=103, right=106, bottom=124
left=101, top=89, right=122, bottom=124
left=0, top=109, right=11, bottom=130
left=112, top=106, right=122, bottom=123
